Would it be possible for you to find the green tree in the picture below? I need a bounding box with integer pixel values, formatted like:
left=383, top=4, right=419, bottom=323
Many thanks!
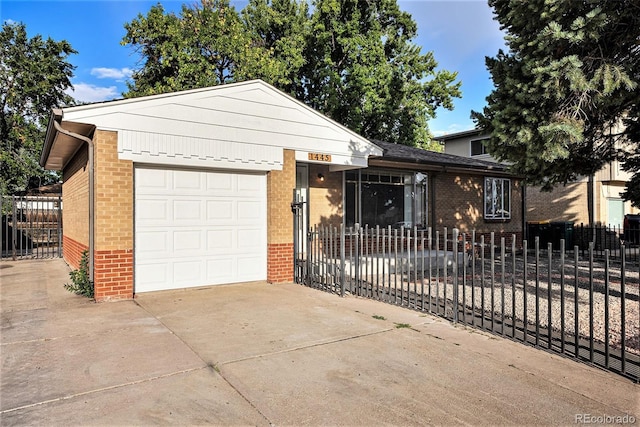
left=302, top=0, right=460, bottom=149
left=0, top=22, right=76, bottom=195
left=123, top=0, right=460, bottom=149
left=122, top=0, right=287, bottom=97
left=241, top=0, right=309, bottom=94
left=473, top=0, right=639, bottom=204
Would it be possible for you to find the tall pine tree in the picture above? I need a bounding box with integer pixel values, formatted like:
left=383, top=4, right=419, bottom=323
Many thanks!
left=474, top=0, right=639, bottom=204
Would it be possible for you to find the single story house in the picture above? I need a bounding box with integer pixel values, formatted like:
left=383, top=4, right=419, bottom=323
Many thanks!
left=41, top=80, right=522, bottom=301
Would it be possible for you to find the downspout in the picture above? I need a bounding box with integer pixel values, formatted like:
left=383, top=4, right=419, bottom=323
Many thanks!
left=50, top=110, right=95, bottom=283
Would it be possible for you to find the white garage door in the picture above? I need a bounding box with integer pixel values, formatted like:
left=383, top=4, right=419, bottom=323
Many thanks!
left=134, top=166, right=267, bottom=293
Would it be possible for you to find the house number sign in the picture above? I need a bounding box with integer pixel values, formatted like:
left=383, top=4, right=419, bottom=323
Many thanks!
left=308, top=153, right=332, bottom=162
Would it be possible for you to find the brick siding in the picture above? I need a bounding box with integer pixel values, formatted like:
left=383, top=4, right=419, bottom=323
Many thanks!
left=267, top=242, right=294, bottom=283
left=94, top=249, right=133, bottom=301
left=308, top=164, right=343, bottom=227
left=62, top=145, right=89, bottom=256
left=93, top=130, right=134, bottom=301
left=433, top=173, right=523, bottom=237
left=266, top=149, right=296, bottom=283
left=63, top=235, right=88, bottom=270
left=527, top=181, right=589, bottom=224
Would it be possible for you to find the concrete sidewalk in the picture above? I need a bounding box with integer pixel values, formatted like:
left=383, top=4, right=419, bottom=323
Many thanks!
left=1, top=258, right=638, bottom=426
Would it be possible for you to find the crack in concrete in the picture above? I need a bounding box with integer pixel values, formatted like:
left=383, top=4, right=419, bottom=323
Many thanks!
left=219, top=328, right=395, bottom=366
left=0, top=367, right=206, bottom=414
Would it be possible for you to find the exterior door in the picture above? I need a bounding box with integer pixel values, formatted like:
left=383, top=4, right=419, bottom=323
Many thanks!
left=134, top=166, right=267, bottom=293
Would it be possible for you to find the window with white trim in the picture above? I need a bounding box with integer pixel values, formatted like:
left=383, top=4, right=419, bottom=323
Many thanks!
left=484, top=177, right=511, bottom=220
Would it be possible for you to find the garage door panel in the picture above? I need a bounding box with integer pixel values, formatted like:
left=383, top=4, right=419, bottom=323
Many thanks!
left=137, top=199, right=170, bottom=221
left=206, top=200, right=233, bottom=220
left=136, top=262, right=170, bottom=288
left=206, top=230, right=234, bottom=250
left=136, top=231, right=169, bottom=255
left=135, top=167, right=267, bottom=293
left=173, top=260, right=203, bottom=285
left=137, top=168, right=169, bottom=190
left=238, top=228, right=265, bottom=248
left=173, top=230, right=203, bottom=251
left=237, top=174, right=264, bottom=194
left=173, top=170, right=202, bottom=191
left=174, top=200, right=203, bottom=221
left=206, top=258, right=236, bottom=281
left=237, top=201, right=264, bottom=220
left=206, top=173, right=233, bottom=191
left=237, top=255, right=266, bottom=278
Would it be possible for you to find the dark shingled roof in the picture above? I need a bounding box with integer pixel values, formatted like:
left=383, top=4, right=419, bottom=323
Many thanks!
left=370, top=139, right=510, bottom=173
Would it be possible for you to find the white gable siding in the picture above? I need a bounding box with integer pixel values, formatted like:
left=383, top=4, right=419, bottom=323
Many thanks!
left=62, top=80, right=381, bottom=171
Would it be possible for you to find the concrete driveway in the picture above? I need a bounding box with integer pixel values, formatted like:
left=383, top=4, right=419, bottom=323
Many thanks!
left=1, top=258, right=638, bottom=426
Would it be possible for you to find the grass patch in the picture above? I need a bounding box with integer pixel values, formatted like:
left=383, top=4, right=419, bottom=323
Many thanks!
left=394, top=323, right=411, bottom=329
left=372, top=315, right=386, bottom=320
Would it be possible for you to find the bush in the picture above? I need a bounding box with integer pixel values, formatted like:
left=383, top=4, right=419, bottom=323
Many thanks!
left=64, top=250, right=94, bottom=298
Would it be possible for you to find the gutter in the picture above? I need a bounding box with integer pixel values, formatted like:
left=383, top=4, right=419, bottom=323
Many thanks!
left=46, top=109, right=96, bottom=284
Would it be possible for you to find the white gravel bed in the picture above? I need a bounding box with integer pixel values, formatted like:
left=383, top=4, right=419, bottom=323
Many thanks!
left=348, top=263, right=639, bottom=356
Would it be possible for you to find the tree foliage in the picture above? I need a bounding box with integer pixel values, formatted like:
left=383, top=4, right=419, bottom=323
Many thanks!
left=299, top=0, right=460, bottom=149
left=122, top=0, right=289, bottom=97
left=473, top=0, right=640, bottom=205
left=122, top=0, right=461, bottom=148
left=241, top=0, right=309, bottom=94
left=0, top=22, right=76, bottom=195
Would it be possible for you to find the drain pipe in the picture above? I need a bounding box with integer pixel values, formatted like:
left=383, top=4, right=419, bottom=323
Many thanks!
left=50, top=110, right=96, bottom=283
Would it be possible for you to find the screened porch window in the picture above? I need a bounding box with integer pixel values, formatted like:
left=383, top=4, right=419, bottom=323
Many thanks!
left=484, top=177, right=511, bottom=220
left=345, top=170, right=427, bottom=229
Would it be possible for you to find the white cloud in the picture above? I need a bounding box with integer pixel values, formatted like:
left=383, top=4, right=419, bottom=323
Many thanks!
left=432, top=123, right=470, bottom=137
left=90, top=67, right=133, bottom=80
left=4, top=19, right=17, bottom=25
left=66, top=83, right=119, bottom=103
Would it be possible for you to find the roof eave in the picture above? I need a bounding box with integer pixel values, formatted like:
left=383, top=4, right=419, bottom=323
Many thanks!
left=369, top=156, right=513, bottom=176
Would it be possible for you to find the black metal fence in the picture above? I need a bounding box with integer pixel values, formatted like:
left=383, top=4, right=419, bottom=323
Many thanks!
left=1, top=195, right=63, bottom=260
left=295, top=224, right=640, bottom=383
left=527, top=221, right=640, bottom=262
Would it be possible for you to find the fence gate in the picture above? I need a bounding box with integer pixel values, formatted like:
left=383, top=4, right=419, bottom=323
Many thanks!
left=1, top=195, right=63, bottom=260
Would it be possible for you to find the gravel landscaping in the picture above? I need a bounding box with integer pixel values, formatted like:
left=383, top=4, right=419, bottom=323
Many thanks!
left=337, top=252, right=639, bottom=357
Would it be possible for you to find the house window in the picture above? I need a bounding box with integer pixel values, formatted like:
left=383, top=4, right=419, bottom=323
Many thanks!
left=345, top=170, right=428, bottom=229
left=470, top=138, right=489, bottom=156
left=484, top=177, right=511, bottom=220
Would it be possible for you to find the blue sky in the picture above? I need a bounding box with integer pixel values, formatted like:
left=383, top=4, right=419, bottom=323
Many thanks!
left=1, top=0, right=507, bottom=136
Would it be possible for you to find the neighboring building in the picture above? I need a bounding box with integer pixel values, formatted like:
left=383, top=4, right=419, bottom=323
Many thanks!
left=40, top=80, right=522, bottom=301
left=437, top=129, right=639, bottom=228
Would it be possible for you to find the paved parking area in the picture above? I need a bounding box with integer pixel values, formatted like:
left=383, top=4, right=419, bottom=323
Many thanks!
left=1, top=258, right=638, bottom=425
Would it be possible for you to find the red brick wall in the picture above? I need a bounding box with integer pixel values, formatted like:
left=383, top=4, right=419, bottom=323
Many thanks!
left=267, top=242, right=294, bottom=283
left=63, top=236, right=88, bottom=270
left=94, top=249, right=134, bottom=300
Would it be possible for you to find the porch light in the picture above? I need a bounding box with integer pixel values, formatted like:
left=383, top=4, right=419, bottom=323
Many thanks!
left=317, top=173, right=325, bottom=182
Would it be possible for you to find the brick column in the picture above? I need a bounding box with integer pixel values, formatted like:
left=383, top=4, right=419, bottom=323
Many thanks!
left=266, top=149, right=296, bottom=283
left=93, top=130, right=134, bottom=301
